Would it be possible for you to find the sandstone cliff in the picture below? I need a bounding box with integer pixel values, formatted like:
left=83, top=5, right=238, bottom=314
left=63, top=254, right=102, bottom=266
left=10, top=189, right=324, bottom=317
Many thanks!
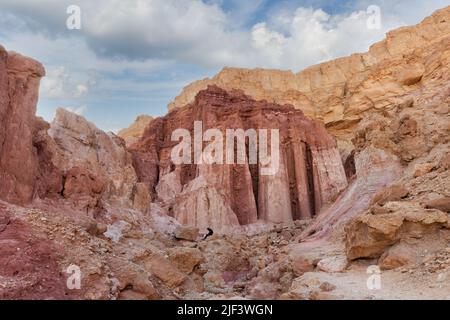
left=131, top=86, right=348, bottom=231
left=0, top=46, right=49, bottom=205
left=118, top=115, right=154, bottom=147
left=48, top=108, right=150, bottom=213
left=168, top=6, right=450, bottom=158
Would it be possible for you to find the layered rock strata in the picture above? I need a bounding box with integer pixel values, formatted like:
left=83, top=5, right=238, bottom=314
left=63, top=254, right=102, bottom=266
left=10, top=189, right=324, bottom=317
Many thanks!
left=168, top=6, right=450, bottom=159
left=118, top=115, right=154, bottom=147
left=131, top=86, right=347, bottom=230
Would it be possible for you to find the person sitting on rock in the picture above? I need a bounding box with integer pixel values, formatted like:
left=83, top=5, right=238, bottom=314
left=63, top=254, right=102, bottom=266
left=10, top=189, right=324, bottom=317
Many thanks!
left=203, top=228, right=214, bottom=240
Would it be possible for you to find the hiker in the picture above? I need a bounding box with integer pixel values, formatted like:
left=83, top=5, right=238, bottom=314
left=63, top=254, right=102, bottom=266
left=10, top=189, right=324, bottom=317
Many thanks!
left=203, top=228, right=214, bottom=240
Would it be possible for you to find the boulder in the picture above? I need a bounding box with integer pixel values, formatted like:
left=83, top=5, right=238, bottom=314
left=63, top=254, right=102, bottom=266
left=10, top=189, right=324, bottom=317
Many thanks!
left=413, top=163, right=435, bottom=177
left=132, top=251, right=187, bottom=288
left=371, top=184, right=409, bottom=206
left=167, top=247, right=204, bottom=274
left=317, top=255, right=348, bottom=273
left=346, top=202, right=450, bottom=260
left=174, top=226, right=199, bottom=241
left=290, top=255, right=315, bottom=277
left=108, top=256, right=160, bottom=300
left=378, top=244, right=417, bottom=270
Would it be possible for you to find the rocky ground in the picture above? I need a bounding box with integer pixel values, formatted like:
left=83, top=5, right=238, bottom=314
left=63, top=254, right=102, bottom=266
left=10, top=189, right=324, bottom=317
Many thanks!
left=1, top=200, right=449, bottom=300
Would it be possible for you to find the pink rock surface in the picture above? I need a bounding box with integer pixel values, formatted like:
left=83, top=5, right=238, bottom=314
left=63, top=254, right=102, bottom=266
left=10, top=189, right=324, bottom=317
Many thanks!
left=132, top=86, right=347, bottom=230
left=0, top=47, right=47, bottom=204
left=0, top=203, right=78, bottom=299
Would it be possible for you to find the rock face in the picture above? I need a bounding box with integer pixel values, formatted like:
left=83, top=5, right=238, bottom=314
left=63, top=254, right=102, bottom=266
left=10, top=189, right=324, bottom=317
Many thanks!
left=299, top=77, right=449, bottom=241
left=131, top=86, right=347, bottom=230
left=345, top=201, right=450, bottom=264
left=168, top=6, right=450, bottom=157
left=299, top=146, right=403, bottom=241
left=49, top=108, right=150, bottom=213
left=343, top=136, right=450, bottom=268
left=174, top=225, right=199, bottom=241
left=32, top=117, right=64, bottom=200
left=118, top=115, right=154, bottom=147
left=0, top=47, right=47, bottom=204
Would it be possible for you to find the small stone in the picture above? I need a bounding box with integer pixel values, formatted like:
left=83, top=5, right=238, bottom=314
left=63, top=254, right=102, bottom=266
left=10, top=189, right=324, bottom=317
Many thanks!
left=319, top=282, right=336, bottom=292
left=317, top=256, right=348, bottom=273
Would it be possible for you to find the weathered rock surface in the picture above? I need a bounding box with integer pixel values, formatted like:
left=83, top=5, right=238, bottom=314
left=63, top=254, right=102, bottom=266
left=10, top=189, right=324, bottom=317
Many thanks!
left=132, top=250, right=187, bottom=288
left=0, top=51, right=151, bottom=214
left=298, top=146, right=403, bottom=241
left=345, top=201, right=450, bottom=261
left=49, top=108, right=150, bottom=213
left=425, top=197, right=450, bottom=212
left=0, top=47, right=47, bottom=205
left=32, top=117, right=64, bottom=200
left=118, top=115, right=154, bottom=147
left=132, top=86, right=347, bottom=230
left=341, top=134, right=450, bottom=269
left=371, top=184, right=409, bottom=206
left=167, top=247, right=204, bottom=274
left=298, top=82, right=449, bottom=239
left=317, top=255, right=348, bottom=273
left=62, top=166, right=105, bottom=214
left=174, top=225, right=199, bottom=241
left=168, top=6, right=450, bottom=154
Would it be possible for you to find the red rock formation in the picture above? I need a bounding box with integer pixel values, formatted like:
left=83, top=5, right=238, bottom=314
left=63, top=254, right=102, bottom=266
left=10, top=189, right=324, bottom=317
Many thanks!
left=0, top=46, right=49, bottom=204
left=131, top=86, right=347, bottom=230
left=0, top=47, right=146, bottom=214
left=63, top=166, right=106, bottom=215
left=33, top=117, right=64, bottom=200
left=118, top=115, right=154, bottom=147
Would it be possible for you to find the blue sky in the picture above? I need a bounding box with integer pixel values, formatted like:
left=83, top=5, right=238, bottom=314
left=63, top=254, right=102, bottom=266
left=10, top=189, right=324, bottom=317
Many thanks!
left=0, top=0, right=449, bottom=132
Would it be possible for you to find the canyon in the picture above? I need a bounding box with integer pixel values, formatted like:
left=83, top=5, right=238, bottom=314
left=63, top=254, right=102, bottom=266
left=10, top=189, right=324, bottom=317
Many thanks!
left=0, top=6, right=449, bottom=300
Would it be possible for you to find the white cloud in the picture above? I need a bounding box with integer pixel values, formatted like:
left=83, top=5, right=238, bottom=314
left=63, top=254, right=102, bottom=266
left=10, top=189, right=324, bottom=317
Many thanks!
left=75, top=84, right=88, bottom=97
left=40, top=65, right=94, bottom=99
left=1, top=0, right=448, bottom=71
left=63, top=105, right=88, bottom=115
left=1, top=0, right=448, bottom=131
left=244, top=7, right=398, bottom=70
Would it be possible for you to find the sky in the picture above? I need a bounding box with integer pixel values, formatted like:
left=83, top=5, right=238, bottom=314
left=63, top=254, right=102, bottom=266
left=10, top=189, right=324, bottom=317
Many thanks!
left=0, top=0, right=449, bottom=132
